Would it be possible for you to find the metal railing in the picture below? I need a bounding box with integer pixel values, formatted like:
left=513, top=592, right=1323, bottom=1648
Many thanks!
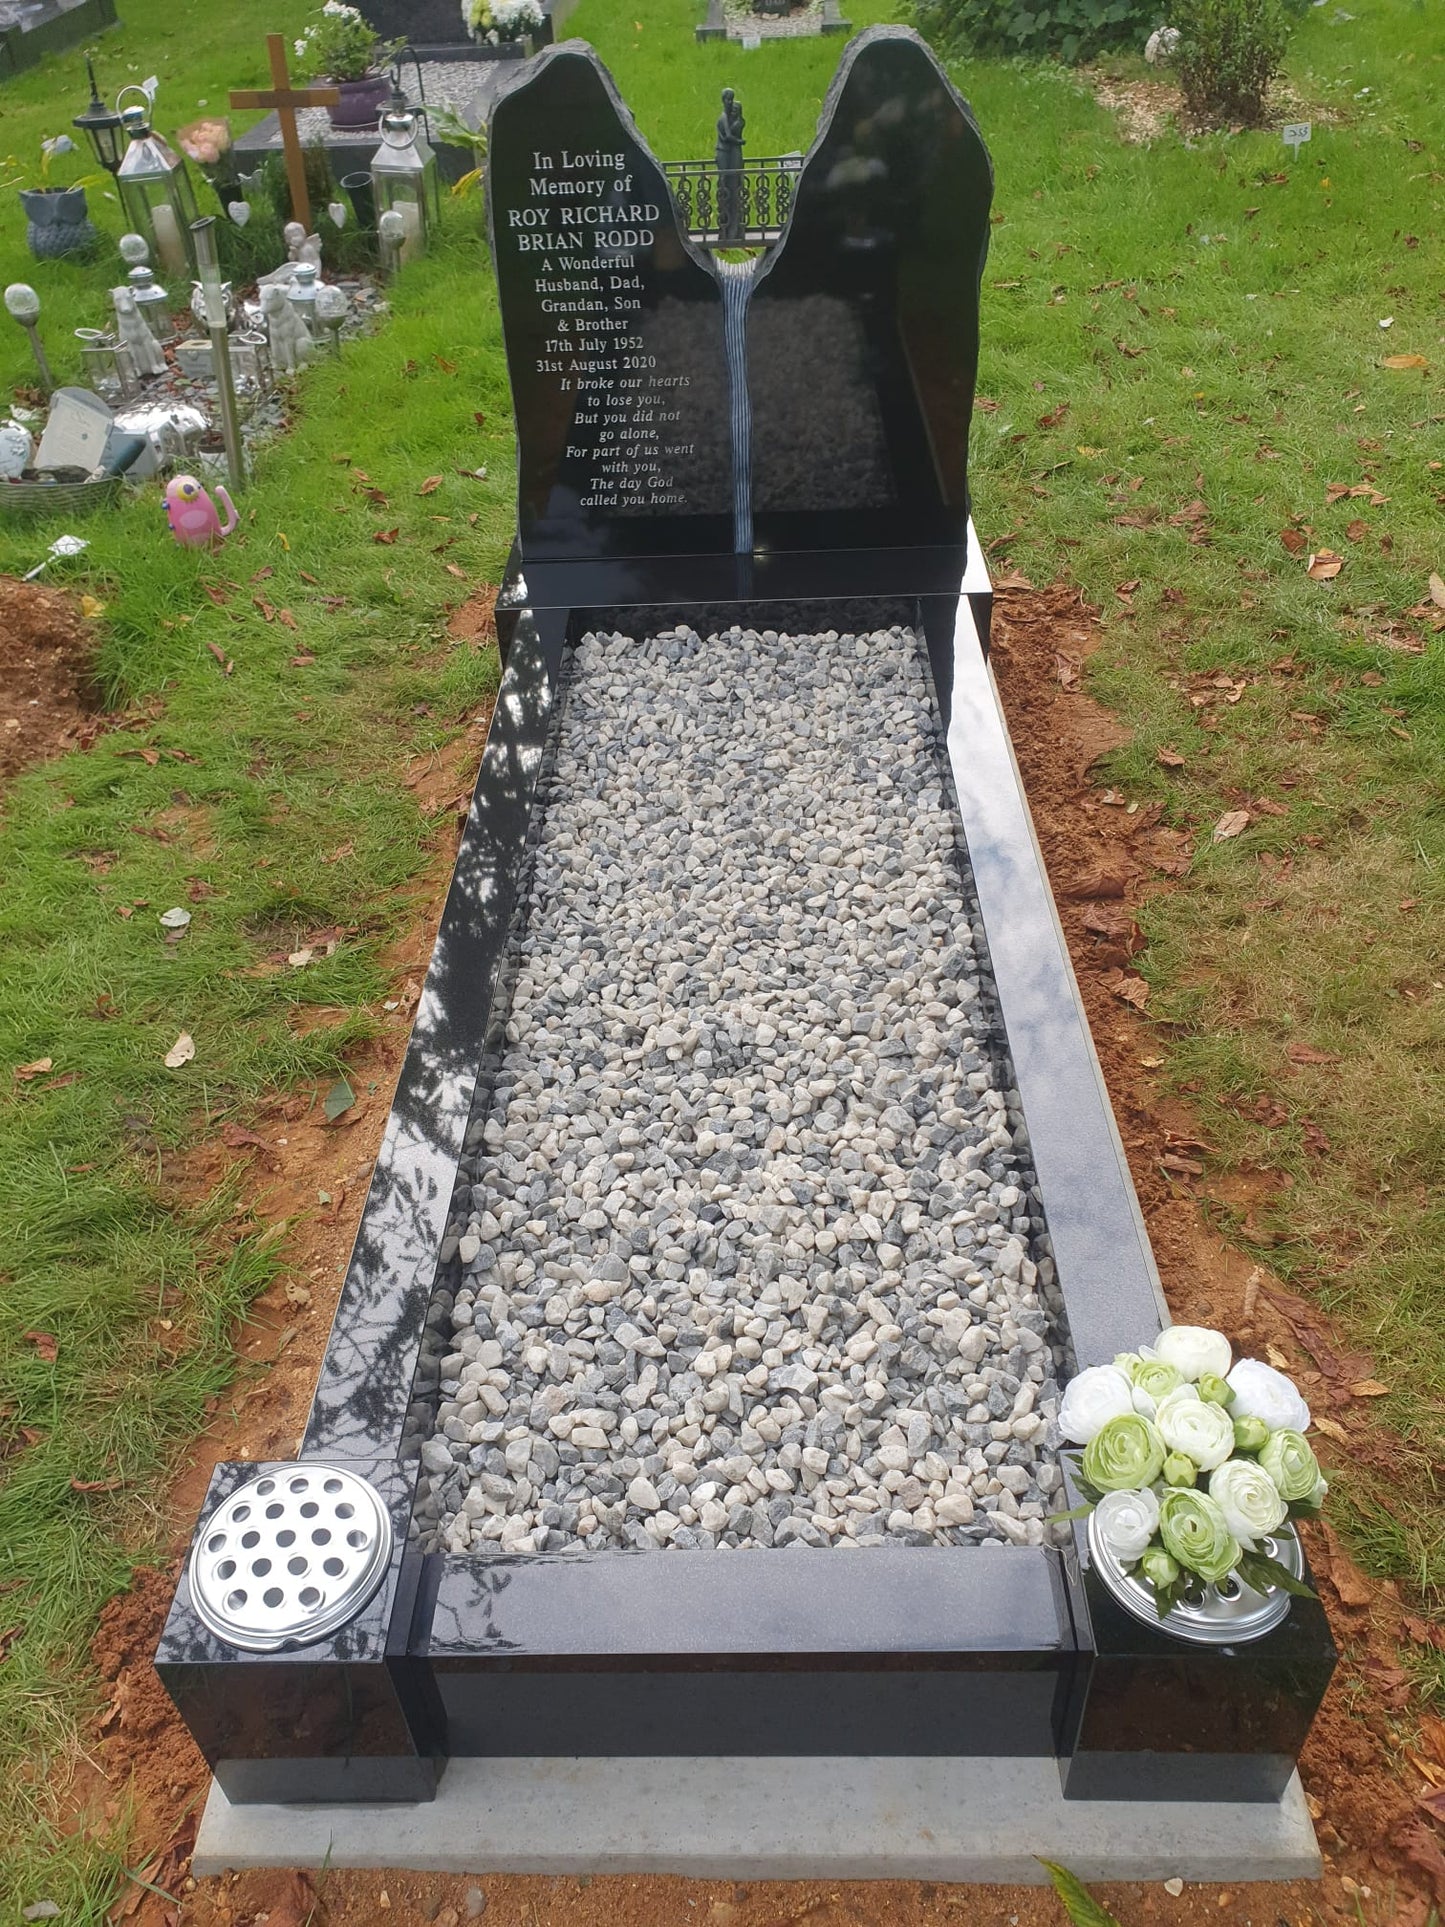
left=662, top=156, right=803, bottom=245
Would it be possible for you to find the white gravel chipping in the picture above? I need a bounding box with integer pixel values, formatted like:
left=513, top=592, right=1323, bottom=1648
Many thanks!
left=411, top=625, right=1067, bottom=1555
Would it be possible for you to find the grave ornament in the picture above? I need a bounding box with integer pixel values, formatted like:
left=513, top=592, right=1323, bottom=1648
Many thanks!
left=487, top=43, right=732, bottom=563
left=260, top=281, right=312, bottom=373
left=164, top=473, right=239, bottom=548
left=284, top=219, right=325, bottom=268
left=111, top=283, right=167, bottom=378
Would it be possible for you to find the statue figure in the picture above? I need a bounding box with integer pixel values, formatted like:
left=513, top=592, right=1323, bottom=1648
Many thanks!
left=111, top=284, right=167, bottom=379
left=283, top=220, right=324, bottom=270
left=715, top=87, right=745, bottom=244
left=261, top=281, right=312, bottom=375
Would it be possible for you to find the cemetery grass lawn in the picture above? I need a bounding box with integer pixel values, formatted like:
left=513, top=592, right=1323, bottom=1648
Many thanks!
left=0, top=25, right=514, bottom=1907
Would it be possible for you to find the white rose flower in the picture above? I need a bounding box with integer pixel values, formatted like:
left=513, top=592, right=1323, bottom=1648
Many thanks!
left=1094, top=1486, right=1161, bottom=1563
left=1131, top=1383, right=1158, bottom=1419
left=1154, top=1325, right=1232, bottom=1382
left=1058, top=1364, right=1136, bottom=1444
left=1226, top=1357, right=1310, bottom=1433
left=1209, top=1458, right=1288, bottom=1549
left=1155, top=1384, right=1235, bottom=1470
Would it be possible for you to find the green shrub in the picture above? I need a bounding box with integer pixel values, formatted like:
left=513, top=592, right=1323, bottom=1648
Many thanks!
left=1171, top=0, right=1293, bottom=125
left=912, top=0, right=1162, bottom=64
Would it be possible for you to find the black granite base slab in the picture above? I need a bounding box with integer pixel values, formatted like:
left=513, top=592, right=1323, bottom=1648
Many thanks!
left=156, top=582, right=1332, bottom=1806
left=423, top=1544, right=1078, bottom=1756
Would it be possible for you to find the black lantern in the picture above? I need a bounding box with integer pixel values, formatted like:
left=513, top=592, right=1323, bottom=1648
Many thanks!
left=72, top=57, right=124, bottom=176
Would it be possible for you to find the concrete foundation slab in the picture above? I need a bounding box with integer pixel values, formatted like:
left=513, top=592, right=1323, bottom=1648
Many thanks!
left=193, top=1756, right=1321, bottom=1884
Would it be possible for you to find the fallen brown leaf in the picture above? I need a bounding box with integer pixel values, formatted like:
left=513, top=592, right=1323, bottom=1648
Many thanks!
left=1404, top=1616, right=1445, bottom=1653
left=1350, top=1378, right=1391, bottom=1398
left=1104, top=970, right=1149, bottom=1009
left=1212, top=809, right=1251, bottom=842
left=71, top=1476, right=123, bottom=1493
left=24, top=1331, right=57, bottom=1362
left=1279, top=528, right=1307, bottom=555
left=1307, top=549, right=1344, bottom=580
left=993, top=570, right=1034, bottom=592
left=13, top=1057, right=53, bottom=1080
left=1286, top=1042, right=1341, bottom=1065
left=419, top=475, right=444, bottom=496
left=1430, top=572, right=1445, bottom=610
left=372, top=527, right=399, bottom=545
left=1156, top=746, right=1187, bottom=768
left=1382, top=353, right=1429, bottom=371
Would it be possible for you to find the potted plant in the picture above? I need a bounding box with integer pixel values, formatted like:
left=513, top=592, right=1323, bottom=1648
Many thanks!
left=463, top=0, right=546, bottom=57
left=292, top=4, right=402, bottom=131
left=16, top=134, right=101, bottom=260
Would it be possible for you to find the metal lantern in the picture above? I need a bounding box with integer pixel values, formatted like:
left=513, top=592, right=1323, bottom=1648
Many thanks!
left=116, top=90, right=200, bottom=282
left=287, top=261, right=320, bottom=338
left=75, top=328, right=141, bottom=407
left=73, top=57, right=125, bottom=176
left=368, top=105, right=439, bottom=264
left=129, top=266, right=173, bottom=343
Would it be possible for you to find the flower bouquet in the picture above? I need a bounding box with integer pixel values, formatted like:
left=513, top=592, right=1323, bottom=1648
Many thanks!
left=1060, top=1324, right=1325, bottom=1624
left=463, top=0, right=546, bottom=42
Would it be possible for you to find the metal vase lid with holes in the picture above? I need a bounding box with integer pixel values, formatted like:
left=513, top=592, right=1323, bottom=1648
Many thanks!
left=1087, top=1510, right=1302, bottom=1645
left=188, top=1465, right=393, bottom=1652
left=116, top=91, right=200, bottom=282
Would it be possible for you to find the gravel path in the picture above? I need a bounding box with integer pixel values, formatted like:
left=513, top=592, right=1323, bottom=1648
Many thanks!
left=413, top=626, right=1065, bottom=1554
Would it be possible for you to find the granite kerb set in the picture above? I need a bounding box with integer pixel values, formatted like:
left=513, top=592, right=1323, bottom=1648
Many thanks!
left=155, top=28, right=1335, bottom=1865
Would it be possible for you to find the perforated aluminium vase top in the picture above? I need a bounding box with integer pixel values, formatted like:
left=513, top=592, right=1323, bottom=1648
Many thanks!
left=1088, top=1511, right=1301, bottom=1646
left=188, top=1465, right=393, bottom=1652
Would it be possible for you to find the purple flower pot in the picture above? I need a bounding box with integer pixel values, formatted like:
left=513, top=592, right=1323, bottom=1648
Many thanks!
left=327, top=74, right=392, bottom=131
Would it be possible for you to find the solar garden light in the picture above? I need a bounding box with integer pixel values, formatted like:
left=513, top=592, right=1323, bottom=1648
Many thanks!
left=116, top=87, right=201, bottom=281
left=376, top=207, right=406, bottom=281
left=314, top=281, right=348, bottom=358
left=72, top=57, right=126, bottom=176
left=190, top=216, right=244, bottom=495
left=4, top=282, right=54, bottom=392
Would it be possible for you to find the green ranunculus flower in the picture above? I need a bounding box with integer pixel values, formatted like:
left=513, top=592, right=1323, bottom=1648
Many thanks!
left=1197, top=1372, right=1234, bottom=1408
left=1232, top=1414, right=1270, bottom=1455
left=1132, top=1356, right=1184, bottom=1403
left=1081, top=1413, right=1166, bottom=1493
left=1139, top=1546, right=1180, bottom=1590
left=1162, top=1451, right=1198, bottom=1488
left=1158, top=1487, right=1242, bottom=1584
left=1258, top=1428, right=1321, bottom=1504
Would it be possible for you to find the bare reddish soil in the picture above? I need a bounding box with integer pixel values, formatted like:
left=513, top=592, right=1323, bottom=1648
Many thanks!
left=0, top=574, right=106, bottom=790
left=75, top=585, right=1442, bottom=1927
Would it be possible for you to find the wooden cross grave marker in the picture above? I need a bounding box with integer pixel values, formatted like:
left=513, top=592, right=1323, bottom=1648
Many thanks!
left=230, top=33, right=341, bottom=235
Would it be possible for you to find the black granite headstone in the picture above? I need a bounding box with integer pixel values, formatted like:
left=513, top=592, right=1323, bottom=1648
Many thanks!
left=746, top=26, right=992, bottom=556
left=358, top=0, right=469, bottom=47
left=487, top=45, right=733, bottom=564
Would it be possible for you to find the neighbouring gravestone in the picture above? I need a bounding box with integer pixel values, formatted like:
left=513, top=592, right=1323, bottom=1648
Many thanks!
left=487, top=44, right=733, bottom=561
left=747, top=27, right=992, bottom=555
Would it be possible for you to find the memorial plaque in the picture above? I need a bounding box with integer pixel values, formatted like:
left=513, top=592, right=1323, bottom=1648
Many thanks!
left=487, top=45, right=733, bottom=563
left=747, top=26, right=993, bottom=556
